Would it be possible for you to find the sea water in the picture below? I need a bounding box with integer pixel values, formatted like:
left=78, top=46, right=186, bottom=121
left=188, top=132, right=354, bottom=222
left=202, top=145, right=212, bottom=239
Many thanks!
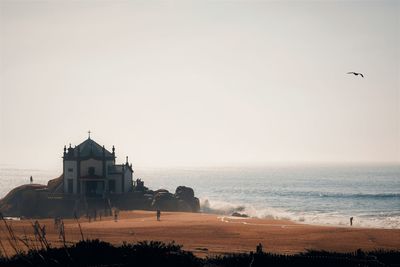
left=1, top=164, right=399, bottom=229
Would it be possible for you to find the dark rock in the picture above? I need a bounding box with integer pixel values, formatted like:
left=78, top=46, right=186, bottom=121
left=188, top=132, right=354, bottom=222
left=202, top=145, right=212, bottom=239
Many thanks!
left=231, top=212, right=248, bottom=218
left=154, top=189, right=169, bottom=195
left=0, top=184, right=47, bottom=217
left=149, top=186, right=200, bottom=212
left=1, top=177, right=201, bottom=217
left=47, top=175, right=63, bottom=192
left=175, top=186, right=200, bottom=212
left=151, top=190, right=179, bottom=211
left=175, top=186, right=194, bottom=200
left=143, top=193, right=154, bottom=200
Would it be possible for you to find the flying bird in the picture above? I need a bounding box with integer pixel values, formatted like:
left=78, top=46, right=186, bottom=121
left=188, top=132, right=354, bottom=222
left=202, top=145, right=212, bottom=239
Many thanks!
left=347, top=72, right=364, bottom=78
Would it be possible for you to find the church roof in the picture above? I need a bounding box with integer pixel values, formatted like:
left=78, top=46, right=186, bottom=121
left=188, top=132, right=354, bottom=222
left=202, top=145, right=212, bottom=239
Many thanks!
left=77, top=138, right=114, bottom=158
left=64, top=138, right=115, bottom=159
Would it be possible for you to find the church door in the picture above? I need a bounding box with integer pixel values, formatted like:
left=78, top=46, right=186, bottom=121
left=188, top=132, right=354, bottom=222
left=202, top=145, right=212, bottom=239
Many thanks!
left=85, top=181, right=104, bottom=197
left=67, top=179, right=73, bottom=194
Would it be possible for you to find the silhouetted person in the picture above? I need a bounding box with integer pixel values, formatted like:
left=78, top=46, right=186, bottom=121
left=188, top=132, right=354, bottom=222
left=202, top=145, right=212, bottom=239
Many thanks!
left=256, top=243, right=263, bottom=254
left=59, top=221, right=65, bottom=240
left=114, top=209, right=118, bottom=222
left=30, top=176, right=33, bottom=184
left=157, top=209, right=161, bottom=221
left=350, top=217, right=354, bottom=226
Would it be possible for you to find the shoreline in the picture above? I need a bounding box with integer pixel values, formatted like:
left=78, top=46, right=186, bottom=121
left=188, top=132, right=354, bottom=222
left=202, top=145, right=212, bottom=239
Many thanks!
left=5, top=212, right=399, bottom=230
left=208, top=210, right=400, bottom=230
left=1, top=210, right=399, bottom=257
left=3, top=208, right=400, bottom=230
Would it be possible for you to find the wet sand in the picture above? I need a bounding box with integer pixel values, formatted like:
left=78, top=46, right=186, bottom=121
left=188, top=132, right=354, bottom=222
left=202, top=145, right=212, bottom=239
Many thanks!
left=1, top=210, right=399, bottom=257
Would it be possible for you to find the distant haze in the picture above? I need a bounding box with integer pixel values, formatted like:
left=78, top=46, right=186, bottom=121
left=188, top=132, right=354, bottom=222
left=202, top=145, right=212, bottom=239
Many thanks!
left=0, top=0, right=399, bottom=170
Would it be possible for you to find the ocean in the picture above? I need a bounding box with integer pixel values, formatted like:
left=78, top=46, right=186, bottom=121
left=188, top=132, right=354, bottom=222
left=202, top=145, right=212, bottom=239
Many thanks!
left=1, top=164, right=399, bottom=229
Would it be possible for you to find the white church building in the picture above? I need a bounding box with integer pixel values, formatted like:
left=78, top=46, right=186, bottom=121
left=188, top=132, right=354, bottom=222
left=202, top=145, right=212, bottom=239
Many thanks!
left=62, top=134, right=133, bottom=197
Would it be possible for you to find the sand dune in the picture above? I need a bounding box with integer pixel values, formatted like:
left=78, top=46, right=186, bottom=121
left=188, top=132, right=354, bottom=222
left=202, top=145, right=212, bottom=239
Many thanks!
left=1, top=211, right=399, bottom=257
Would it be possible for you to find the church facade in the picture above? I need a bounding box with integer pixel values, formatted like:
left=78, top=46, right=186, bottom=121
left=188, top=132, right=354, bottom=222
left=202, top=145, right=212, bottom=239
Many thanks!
left=62, top=136, right=133, bottom=197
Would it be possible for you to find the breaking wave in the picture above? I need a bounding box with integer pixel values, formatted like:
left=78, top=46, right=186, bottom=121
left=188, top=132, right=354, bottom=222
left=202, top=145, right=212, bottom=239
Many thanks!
left=276, top=191, right=400, bottom=199
left=200, top=198, right=400, bottom=229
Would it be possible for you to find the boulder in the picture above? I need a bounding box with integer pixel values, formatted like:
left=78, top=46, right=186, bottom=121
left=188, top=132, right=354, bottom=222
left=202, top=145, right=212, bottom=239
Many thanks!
left=154, top=189, right=169, bottom=194
left=174, top=186, right=200, bottom=212
left=175, top=186, right=194, bottom=200
left=1, top=178, right=201, bottom=217
left=151, top=190, right=179, bottom=211
left=0, top=184, right=47, bottom=217
left=231, top=212, right=248, bottom=218
left=47, top=175, right=63, bottom=192
left=150, top=187, right=200, bottom=212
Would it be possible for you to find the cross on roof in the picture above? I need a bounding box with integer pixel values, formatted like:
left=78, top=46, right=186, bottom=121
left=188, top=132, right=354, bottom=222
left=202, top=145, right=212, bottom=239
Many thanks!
left=88, top=130, right=91, bottom=139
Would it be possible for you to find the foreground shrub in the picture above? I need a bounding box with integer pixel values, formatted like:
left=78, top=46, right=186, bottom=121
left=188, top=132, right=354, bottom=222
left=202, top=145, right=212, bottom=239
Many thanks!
left=0, top=240, right=399, bottom=267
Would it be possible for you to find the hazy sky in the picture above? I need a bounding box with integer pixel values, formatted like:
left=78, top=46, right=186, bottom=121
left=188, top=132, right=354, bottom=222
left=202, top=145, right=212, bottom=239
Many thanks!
left=0, top=0, right=399, bottom=170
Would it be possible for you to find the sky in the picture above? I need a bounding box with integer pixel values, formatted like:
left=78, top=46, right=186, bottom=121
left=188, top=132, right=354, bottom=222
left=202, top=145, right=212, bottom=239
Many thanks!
left=0, top=0, right=399, bottom=170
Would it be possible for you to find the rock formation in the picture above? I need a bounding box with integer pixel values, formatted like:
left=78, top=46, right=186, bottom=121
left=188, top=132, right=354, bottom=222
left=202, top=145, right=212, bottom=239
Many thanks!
left=175, top=186, right=200, bottom=212
left=0, top=175, right=200, bottom=218
left=150, top=186, right=200, bottom=212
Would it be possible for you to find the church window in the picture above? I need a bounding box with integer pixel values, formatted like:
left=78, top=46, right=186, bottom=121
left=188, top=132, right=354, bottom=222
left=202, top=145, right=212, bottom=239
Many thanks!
left=88, top=167, right=95, bottom=175
left=68, top=168, right=73, bottom=172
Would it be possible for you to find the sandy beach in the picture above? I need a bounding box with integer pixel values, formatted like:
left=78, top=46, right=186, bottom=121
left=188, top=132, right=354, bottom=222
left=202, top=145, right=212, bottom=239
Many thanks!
left=1, top=210, right=399, bottom=257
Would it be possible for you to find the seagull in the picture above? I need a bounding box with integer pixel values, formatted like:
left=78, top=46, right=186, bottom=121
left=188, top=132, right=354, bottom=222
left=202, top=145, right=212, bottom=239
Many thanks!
left=347, top=72, right=364, bottom=78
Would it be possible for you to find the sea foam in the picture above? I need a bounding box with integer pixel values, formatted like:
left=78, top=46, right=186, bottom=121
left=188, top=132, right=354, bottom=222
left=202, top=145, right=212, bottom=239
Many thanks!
left=200, top=198, right=400, bottom=229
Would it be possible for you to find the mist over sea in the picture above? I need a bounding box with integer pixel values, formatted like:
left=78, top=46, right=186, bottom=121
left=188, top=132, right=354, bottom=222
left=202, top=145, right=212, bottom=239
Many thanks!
left=1, top=164, right=399, bottom=229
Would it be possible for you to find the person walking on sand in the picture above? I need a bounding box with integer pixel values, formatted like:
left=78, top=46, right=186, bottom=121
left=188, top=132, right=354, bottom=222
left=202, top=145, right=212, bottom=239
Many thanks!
left=114, top=209, right=119, bottom=222
left=350, top=217, right=354, bottom=226
left=30, top=176, right=33, bottom=184
left=156, top=209, right=161, bottom=221
left=59, top=220, right=65, bottom=240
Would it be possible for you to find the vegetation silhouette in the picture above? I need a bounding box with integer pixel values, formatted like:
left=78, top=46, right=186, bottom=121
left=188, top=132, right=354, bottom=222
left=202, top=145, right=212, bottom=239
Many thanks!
left=0, top=239, right=399, bottom=266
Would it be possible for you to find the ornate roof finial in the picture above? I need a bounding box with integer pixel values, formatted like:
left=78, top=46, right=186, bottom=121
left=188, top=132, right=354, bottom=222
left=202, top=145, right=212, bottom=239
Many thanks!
left=88, top=130, right=91, bottom=139
left=126, top=156, right=128, bottom=164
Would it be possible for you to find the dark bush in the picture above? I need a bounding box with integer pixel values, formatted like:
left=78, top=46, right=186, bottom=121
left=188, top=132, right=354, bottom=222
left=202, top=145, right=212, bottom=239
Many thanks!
left=1, top=240, right=399, bottom=267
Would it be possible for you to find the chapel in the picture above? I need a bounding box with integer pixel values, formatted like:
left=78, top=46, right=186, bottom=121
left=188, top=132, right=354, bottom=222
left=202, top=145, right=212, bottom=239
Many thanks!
left=62, top=133, right=133, bottom=197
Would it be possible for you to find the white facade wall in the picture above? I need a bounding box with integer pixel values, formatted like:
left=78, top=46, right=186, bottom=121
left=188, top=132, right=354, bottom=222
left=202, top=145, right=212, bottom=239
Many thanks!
left=124, top=168, right=133, bottom=192
left=80, top=159, right=103, bottom=177
left=64, top=161, right=78, bottom=194
left=113, top=165, right=123, bottom=173
left=63, top=155, right=133, bottom=195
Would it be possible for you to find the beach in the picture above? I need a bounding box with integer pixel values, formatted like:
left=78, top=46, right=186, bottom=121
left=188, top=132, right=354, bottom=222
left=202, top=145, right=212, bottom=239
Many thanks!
left=1, top=211, right=399, bottom=257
